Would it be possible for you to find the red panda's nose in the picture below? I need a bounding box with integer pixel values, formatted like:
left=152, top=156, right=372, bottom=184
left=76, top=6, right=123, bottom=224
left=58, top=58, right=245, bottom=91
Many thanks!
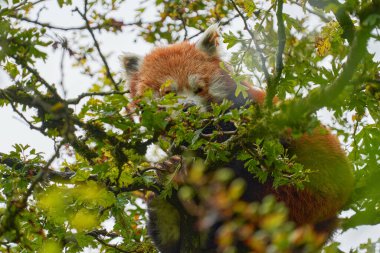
left=182, top=102, right=197, bottom=112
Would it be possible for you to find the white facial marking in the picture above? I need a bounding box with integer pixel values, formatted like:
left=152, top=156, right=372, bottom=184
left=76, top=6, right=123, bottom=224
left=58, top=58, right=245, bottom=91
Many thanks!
left=188, top=74, right=206, bottom=95
left=188, top=75, right=200, bottom=88
left=209, top=75, right=230, bottom=100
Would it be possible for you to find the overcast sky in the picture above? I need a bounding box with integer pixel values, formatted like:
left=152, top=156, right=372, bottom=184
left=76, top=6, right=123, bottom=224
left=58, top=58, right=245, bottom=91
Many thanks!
left=1, top=1, right=380, bottom=252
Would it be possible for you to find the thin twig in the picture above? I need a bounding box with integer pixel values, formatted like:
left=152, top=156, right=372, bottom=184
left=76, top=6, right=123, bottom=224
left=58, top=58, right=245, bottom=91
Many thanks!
left=8, top=100, right=44, bottom=132
left=290, top=1, right=331, bottom=23
left=74, top=3, right=120, bottom=91
left=366, top=79, right=380, bottom=84
left=0, top=85, right=102, bottom=163
left=1, top=89, right=43, bottom=133
left=59, top=48, right=67, bottom=98
left=187, top=14, right=240, bottom=40
left=9, top=15, right=139, bottom=32
left=188, top=30, right=203, bottom=40
left=201, top=130, right=237, bottom=138
left=67, top=90, right=129, bottom=104
left=11, top=0, right=45, bottom=11
left=352, top=115, right=361, bottom=161
left=89, top=235, right=130, bottom=253
left=9, top=0, right=29, bottom=10
left=35, top=5, right=47, bottom=20
left=221, top=13, right=240, bottom=27
left=10, top=56, right=61, bottom=99
left=0, top=87, right=51, bottom=116
left=179, top=16, right=188, bottom=39
left=86, top=229, right=120, bottom=239
left=257, top=4, right=276, bottom=32
left=0, top=0, right=45, bottom=16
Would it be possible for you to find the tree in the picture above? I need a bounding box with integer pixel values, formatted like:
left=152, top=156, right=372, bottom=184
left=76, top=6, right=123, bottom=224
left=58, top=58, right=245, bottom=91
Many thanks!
left=0, top=0, right=379, bottom=252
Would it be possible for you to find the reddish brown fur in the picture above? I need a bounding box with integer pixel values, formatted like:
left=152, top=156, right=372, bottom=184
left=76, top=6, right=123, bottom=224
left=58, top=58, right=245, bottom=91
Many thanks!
left=269, top=185, right=337, bottom=225
left=242, top=81, right=267, bottom=105
left=130, top=41, right=221, bottom=100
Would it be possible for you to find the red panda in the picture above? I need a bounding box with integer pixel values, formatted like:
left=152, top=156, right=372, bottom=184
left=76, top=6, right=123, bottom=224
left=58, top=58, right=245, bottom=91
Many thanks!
left=122, top=25, right=354, bottom=252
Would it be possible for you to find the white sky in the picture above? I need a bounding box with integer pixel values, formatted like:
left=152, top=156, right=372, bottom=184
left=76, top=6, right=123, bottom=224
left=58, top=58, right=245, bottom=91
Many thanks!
left=0, top=1, right=380, bottom=252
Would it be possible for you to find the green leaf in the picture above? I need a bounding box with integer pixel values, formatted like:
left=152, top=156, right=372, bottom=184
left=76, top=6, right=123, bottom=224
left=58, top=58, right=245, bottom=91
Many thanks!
left=241, top=0, right=256, bottom=17
left=223, top=31, right=239, bottom=49
left=141, top=109, right=168, bottom=131
left=57, top=0, right=72, bottom=7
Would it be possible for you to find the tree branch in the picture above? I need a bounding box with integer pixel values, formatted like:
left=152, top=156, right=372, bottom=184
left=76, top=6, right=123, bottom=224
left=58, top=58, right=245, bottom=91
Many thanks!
left=86, top=229, right=120, bottom=239
left=8, top=15, right=139, bottom=32
left=0, top=153, right=161, bottom=194
left=266, top=0, right=286, bottom=108
left=0, top=86, right=52, bottom=112
left=67, top=90, right=129, bottom=104
left=270, top=0, right=286, bottom=81
left=10, top=56, right=62, bottom=100
left=275, top=0, right=286, bottom=80
left=7, top=100, right=44, bottom=132
left=0, top=0, right=45, bottom=15
left=89, top=235, right=130, bottom=253
left=290, top=1, right=331, bottom=23
left=0, top=85, right=100, bottom=163
left=187, top=14, right=240, bottom=41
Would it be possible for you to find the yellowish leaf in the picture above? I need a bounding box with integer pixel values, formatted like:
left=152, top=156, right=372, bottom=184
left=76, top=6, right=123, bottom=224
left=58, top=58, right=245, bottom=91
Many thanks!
left=70, top=209, right=99, bottom=231
left=315, top=37, right=331, bottom=57
left=39, top=240, right=62, bottom=253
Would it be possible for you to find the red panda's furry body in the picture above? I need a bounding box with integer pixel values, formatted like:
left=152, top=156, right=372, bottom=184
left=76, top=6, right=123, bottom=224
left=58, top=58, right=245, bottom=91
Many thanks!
left=122, top=25, right=354, bottom=252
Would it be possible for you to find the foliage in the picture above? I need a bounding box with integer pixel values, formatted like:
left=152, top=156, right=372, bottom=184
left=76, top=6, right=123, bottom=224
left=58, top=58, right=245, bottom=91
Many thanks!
left=0, top=0, right=379, bottom=252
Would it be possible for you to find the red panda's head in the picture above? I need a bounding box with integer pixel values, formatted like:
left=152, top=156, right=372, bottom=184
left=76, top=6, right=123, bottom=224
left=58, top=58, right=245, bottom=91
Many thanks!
left=122, top=25, right=241, bottom=106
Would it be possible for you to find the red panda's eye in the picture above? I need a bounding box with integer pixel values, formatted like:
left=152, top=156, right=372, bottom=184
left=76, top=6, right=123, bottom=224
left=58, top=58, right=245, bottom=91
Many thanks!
left=194, top=87, right=203, bottom=94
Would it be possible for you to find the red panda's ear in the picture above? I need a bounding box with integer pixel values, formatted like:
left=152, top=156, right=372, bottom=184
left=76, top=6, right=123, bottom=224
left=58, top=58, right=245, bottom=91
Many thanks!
left=195, top=24, right=221, bottom=56
left=120, top=53, right=142, bottom=76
